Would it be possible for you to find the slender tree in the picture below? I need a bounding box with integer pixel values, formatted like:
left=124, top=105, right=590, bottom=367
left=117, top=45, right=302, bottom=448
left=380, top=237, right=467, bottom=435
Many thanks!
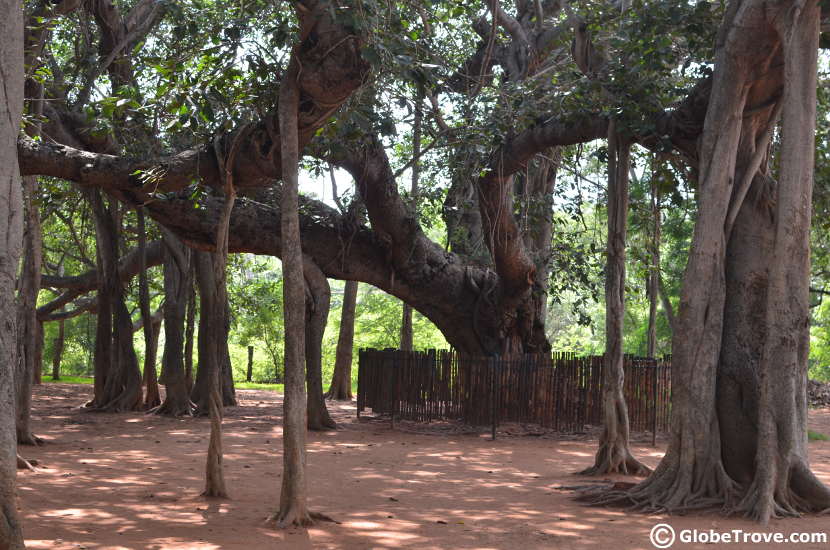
left=137, top=208, right=160, bottom=409
left=582, top=128, right=648, bottom=476
left=326, top=280, right=358, bottom=400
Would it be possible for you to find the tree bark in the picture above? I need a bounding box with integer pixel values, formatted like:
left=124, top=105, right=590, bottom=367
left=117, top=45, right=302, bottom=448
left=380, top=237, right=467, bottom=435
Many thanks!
left=137, top=209, right=160, bottom=410
left=582, top=129, right=648, bottom=476
left=33, top=321, right=43, bottom=386
left=199, top=123, right=250, bottom=498
left=51, top=319, right=65, bottom=381
left=16, top=175, right=43, bottom=445
left=326, top=280, right=357, bottom=400
left=274, top=41, right=313, bottom=528
left=246, top=346, right=253, bottom=383
left=304, top=258, right=336, bottom=431
left=0, top=1, right=28, bottom=543
left=602, top=0, right=830, bottom=521
left=647, top=173, right=660, bottom=358
left=87, top=192, right=143, bottom=412
left=185, top=277, right=196, bottom=393
left=734, top=3, right=830, bottom=522
left=192, top=251, right=237, bottom=412
left=156, top=230, right=195, bottom=416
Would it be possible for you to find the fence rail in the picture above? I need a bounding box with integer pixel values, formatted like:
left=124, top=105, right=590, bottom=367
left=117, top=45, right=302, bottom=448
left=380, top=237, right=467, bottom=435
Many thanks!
left=357, top=349, right=671, bottom=435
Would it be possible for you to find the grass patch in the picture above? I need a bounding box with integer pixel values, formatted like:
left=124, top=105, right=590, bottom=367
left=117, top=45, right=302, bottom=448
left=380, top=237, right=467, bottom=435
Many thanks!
left=44, top=376, right=93, bottom=385
left=808, top=430, right=829, bottom=441
left=234, top=381, right=284, bottom=392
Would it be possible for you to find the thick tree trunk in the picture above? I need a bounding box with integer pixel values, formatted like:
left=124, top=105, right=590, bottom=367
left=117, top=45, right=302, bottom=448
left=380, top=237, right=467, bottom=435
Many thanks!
left=520, top=148, right=561, bottom=337
left=0, top=3, right=28, bottom=544
left=156, top=230, right=195, bottom=416
left=192, top=251, right=237, bottom=412
left=326, top=280, right=357, bottom=400
left=51, top=319, right=65, bottom=380
left=88, top=193, right=143, bottom=412
left=138, top=209, right=161, bottom=410
left=603, top=0, right=830, bottom=521
left=582, top=130, right=648, bottom=476
left=16, top=175, right=43, bottom=445
left=734, top=4, right=830, bottom=522
left=274, top=47, right=313, bottom=528
left=304, top=258, right=336, bottom=431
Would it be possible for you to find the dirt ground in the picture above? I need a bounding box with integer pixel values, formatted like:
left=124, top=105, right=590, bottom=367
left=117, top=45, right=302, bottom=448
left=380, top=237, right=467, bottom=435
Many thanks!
left=16, top=384, right=830, bottom=550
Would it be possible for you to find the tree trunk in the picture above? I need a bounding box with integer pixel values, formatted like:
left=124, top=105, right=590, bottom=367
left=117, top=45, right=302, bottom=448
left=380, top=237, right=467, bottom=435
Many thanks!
left=326, top=280, right=357, bottom=400
left=195, top=246, right=229, bottom=498
left=304, top=258, right=336, bottom=431
left=52, top=319, right=65, bottom=380
left=246, top=346, right=253, bottom=383
left=646, top=173, right=660, bottom=358
left=138, top=209, right=160, bottom=410
left=274, top=47, right=312, bottom=528
left=605, top=0, right=830, bottom=521
left=185, top=277, right=196, bottom=393
left=399, top=85, right=423, bottom=352
left=582, top=129, right=648, bottom=476
left=733, top=4, right=830, bottom=522
left=0, top=3, right=28, bottom=543
left=16, top=175, right=43, bottom=445
left=88, top=192, right=143, bottom=412
left=400, top=304, right=413, bottom=351
left=192, top=251, right=238, bottom=412
left=156, top=229, right=195, bottom=416
left=33, top=321, right=43, bottom=385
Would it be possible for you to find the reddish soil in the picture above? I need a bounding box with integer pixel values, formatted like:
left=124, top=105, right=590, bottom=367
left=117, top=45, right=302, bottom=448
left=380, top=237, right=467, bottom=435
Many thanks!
left=17, top=383, right=830, bottom=549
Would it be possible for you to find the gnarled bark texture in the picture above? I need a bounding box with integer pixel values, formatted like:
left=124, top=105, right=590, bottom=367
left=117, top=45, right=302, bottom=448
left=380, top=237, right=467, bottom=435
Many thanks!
left=156, top=230, right=195, bottom=416
left=192, top=251, right=237, bottom=412
left=87, top=191, right=143, bottom=412
left=602, top=0, right=830, bottom=522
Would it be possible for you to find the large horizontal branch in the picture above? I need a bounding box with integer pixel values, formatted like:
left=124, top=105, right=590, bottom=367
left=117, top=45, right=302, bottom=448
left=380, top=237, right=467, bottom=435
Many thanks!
left=41, top=240, right=164, bottom=291
left=21, top=0, right=369, bottom=194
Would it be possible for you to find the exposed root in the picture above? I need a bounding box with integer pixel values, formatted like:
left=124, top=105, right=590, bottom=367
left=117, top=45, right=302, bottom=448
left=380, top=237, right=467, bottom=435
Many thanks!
left=579, top=441, right=651, bottom=477
left=580, top=459, right=741, bottom=516
left=307, top=417, right=338, bottom=432
left=16, top=454, right=36, bottom=471
left=17, top=432, right=44, bottom=446
left=149, top=400, right=196, bottom=417
left=269, top=509, right=338, bottom=528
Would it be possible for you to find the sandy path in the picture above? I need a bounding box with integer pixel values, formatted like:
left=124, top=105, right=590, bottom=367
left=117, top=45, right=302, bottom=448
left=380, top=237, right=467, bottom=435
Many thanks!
left=16, top=384, right=830, bottom=549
